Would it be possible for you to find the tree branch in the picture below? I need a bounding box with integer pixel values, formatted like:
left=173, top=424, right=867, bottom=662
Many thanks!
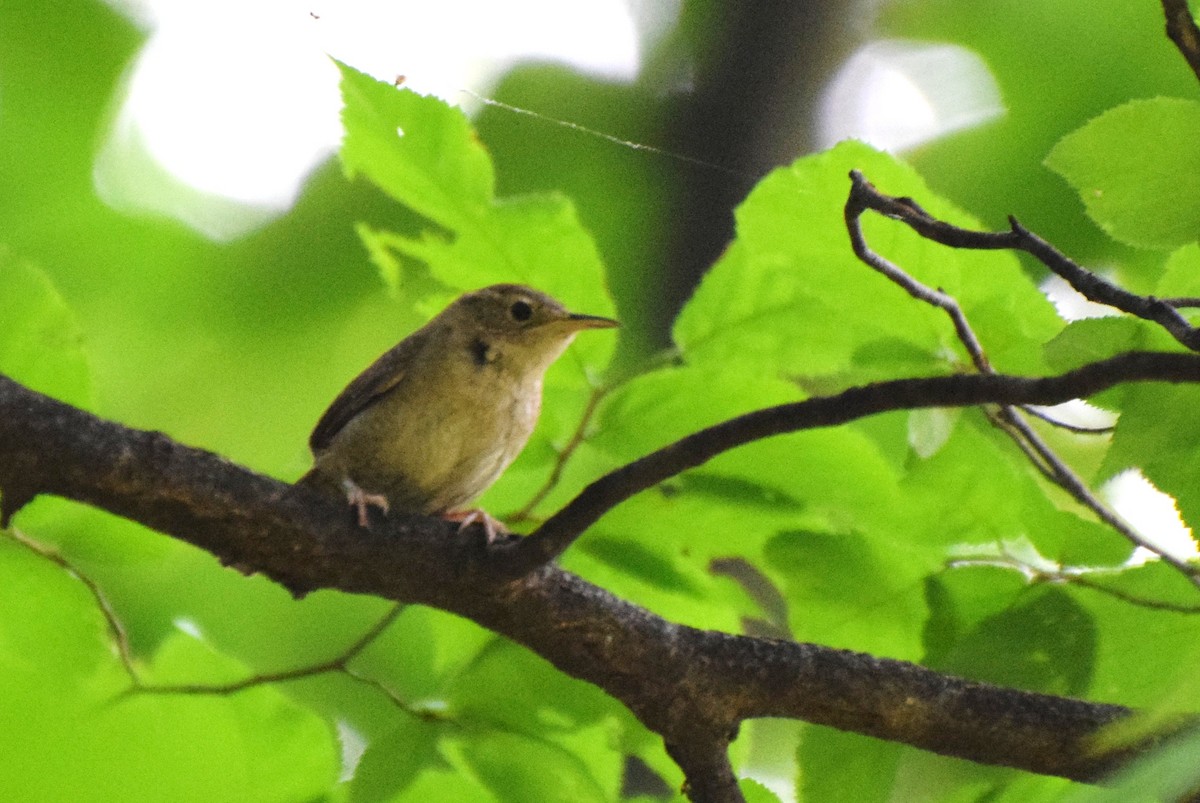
left=666, top=735, right=742, bottom=803
left=844, top=178, right=991, bottom=373
left=845, top=170, right=1200, bottom=352
left=499, top=351, right=1200, bottom=576
left=1164, top=0, right=1200, bottom=85
left=845, top=172, right=1200, bottom=585
left=2, top=361, right=1198, bottom=796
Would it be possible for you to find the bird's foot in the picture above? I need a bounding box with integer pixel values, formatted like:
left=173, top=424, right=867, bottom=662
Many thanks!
left=442, top=509, right=508, bottom=543
left=342, top=479, right=390, bottom=527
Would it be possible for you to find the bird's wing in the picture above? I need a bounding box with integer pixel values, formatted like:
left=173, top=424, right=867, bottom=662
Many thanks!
left=308, top=337, right=419, bottom=452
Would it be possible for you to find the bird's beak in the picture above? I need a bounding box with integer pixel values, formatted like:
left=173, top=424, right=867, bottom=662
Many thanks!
left=565, top=313, right=620, bottom=331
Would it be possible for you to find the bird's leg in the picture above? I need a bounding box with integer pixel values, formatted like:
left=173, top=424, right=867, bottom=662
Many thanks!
left=342, top=478, right=390, bottom=527
left=441, top=509, right=508, bottom=543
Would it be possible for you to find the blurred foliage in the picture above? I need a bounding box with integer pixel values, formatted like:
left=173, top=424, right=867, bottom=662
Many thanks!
left=4, top=1, right=1200, bottom=801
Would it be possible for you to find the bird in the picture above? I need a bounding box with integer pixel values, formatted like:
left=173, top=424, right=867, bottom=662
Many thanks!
left=297, top=283, right=618, bottom=535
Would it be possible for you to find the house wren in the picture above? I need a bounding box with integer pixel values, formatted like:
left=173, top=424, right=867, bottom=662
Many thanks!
left=298, top=284, right=618, bottom=532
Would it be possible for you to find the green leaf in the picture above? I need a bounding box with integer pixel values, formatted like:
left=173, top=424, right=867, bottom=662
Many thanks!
left=1062, top=728, right=1200, bottom=803
left=574, top=528, right=757, bottom=633
left=579, top=534, right=703, bottom=595
left=452, top=730, right=610, bottom=803
left=389, top=765, right=494, bottom=801
left=1086, top=570, right=1200, bottom=707
left=337, top=64, right=615, bottom=335
left=675, top=141, right=1060, bottom=380
left=0, top=537, right=127, bottom=696
left=141, top=632, right=340, bottom=802
left=338, top=63, right=493, bottom=230
left=900, top=412, right=1133, bottom=565
left=446, top=639, right=618, bottom=736
left=1105, top=384, right=1200, bottom=538
left=0, top=251, right=90, bottom=407
left=800, top=718, right=1076, bottom=803
left=799, top=725, right=904, bottom=803
left=1046, top=98, right=1200, bottom=250
left=1075, top=561, right=1200, bottom=615
left=349, top=720, right=441, bottom=803
left=763, top=529, right=933, bottom=659
left=1037, top=505, right=1135, bottom=568
left=876, top=0, right=1200, bottom=307
left=889, top=750, right=1074, bottom=803
left=926, top=572, right=1096, bottom=695
left=0, top=539, right=338, bottom=803
left=564, top=358, right=937, bottom=642
left=346, top=604, right=482, bottom=705
left=1157, top=241, right=1200, bottom=300
left=590, top=363, right=905, bottom=534
left=739, top=777, right=784, bottom=802
left=0, top=538, right=126, bottom=802
left=907, top=407, right=961, bottom=459
left=590, top=364, right=799, bottom=463
left=806, top=568, right=1092, bottom=800
left=1042, top=317, right=1158, bottom=371
left=562, top=495, right=777, bottom=634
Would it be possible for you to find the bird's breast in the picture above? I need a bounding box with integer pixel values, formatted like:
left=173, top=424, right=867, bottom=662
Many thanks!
left=339, top=356, right=543, bottom=513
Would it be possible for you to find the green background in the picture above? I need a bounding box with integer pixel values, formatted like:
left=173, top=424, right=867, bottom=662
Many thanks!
left=4, top=1, right=1200, bottom=800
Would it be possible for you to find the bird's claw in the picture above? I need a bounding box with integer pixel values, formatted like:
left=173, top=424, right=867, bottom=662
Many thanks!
left=442, top=509, right=508, bottom=543
left=343, top=479, right=390, bottom=527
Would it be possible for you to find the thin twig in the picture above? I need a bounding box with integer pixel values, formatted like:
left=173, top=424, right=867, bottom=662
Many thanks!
left=844, top=189, right=990, bottom=372
left=984, top=408, right=1060, bottom=480
left=1163, top=0, right=1200, bottom=84
left=4, top=528, right=138, bottom=678
left=496, top=351, right=1200, bottom=576
left=844, top=170, right=1200, bottom=589
left=997, top=407, right=1200, bottom=586
left=1010, top=217, right=1200, bottom=351
left=1019, top=404, right=1114, bottom=434
left=510, top=385, right=610, bottom=523
left=125, top=603, right=423, bottom=714
left=948, top=553, right=1200, bottom=614
left=5, top=503, right=426, bottom=713
left=846, top=171, right=1200, bottom=352
left=1071, top=571, right=1200, bottom=613
left=510, top=348, right=683, bottom=526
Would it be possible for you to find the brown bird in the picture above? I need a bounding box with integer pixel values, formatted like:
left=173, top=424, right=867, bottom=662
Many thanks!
left=298, top=284, right=618, bottom=534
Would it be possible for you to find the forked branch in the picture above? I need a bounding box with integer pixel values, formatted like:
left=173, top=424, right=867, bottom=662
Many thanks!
left=845, top=170, right=1200, bottom=589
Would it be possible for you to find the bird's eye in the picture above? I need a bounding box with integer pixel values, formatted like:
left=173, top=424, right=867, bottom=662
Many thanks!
left=509, top=300, right=533, bottom=322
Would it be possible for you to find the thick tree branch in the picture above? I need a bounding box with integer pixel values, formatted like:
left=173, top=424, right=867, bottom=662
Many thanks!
left=666, top=735, right=742, bottom=803
left=2, top=362, right=1199, bottom=797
